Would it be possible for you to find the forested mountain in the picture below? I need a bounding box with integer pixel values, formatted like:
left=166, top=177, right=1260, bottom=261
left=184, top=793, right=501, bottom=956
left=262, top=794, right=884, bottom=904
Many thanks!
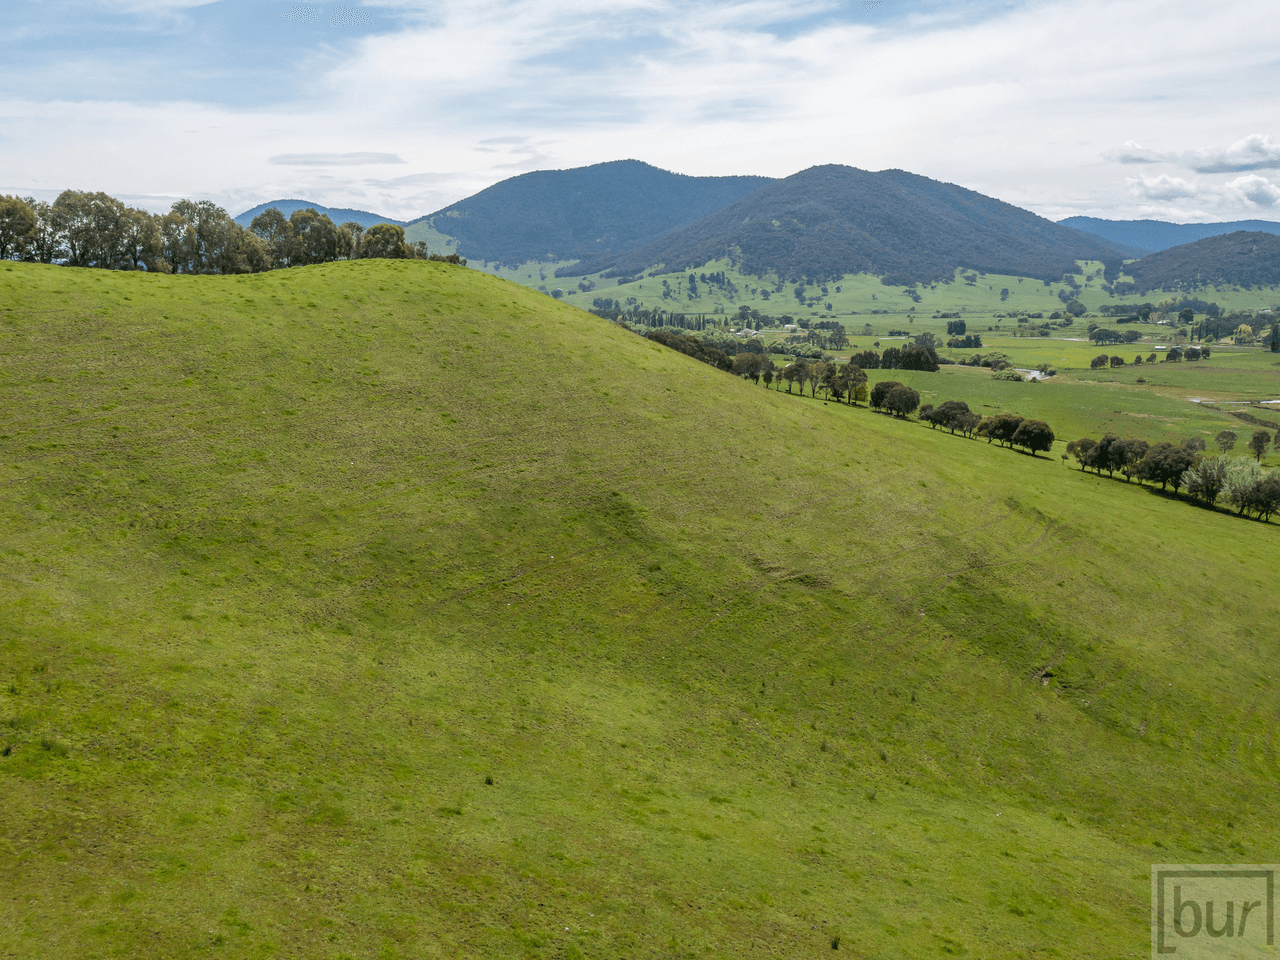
left=406, top=159, right=774, bottom=267
left=1061, top=216, right=1280, bottom=255
left=1125, top=231, right=1280, bottom=293
left=233, top=199, right=405, bottom=229
left=557, top=165, right=1135, bottom=283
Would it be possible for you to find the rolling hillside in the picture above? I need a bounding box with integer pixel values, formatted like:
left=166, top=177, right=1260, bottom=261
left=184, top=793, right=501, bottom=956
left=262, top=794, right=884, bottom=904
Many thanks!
left=405, top=159, right=774, bottom=267
left=557, top=165, right=1137, bottom=283
left=3, top=260, right=1280, bottom=958
left=1124, top=230, right=1280, bottom=293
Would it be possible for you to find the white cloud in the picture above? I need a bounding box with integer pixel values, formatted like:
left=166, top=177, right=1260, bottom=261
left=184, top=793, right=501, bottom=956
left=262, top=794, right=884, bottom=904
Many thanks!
left=1224, top=174, right=1280, bottom=208
left=1185, top=134, right=1280, bottom=174
left=4, top=0, right=1280, bottom=224
left=1127, top=175, right=1199, bottom=202
left=1105, top=140, right=1168, bottom=165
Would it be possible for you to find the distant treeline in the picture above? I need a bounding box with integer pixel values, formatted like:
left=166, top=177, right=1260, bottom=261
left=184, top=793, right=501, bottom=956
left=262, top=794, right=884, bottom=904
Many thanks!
left=0, top=191, right=461, bottom=274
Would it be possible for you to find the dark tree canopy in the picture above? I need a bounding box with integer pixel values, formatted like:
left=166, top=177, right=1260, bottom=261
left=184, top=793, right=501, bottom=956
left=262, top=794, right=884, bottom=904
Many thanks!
left=883, top=384, right=921, bottom=418
left=1011, top=420, right=1055, bottom=456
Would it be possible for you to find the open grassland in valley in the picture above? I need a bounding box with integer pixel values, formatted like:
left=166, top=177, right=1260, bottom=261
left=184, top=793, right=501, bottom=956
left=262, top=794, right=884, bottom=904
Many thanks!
left=496, top=255, right=1280, bottom=325
left=3, top=260, right=1280, bottom=959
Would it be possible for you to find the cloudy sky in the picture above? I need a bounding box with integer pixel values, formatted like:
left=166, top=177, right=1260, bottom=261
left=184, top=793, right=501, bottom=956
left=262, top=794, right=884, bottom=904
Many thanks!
left=2, top=0, right=1278, bottom=224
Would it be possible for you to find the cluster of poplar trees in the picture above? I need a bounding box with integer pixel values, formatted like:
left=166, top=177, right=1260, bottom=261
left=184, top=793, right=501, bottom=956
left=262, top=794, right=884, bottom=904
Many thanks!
left=0, top=191, right=428, bottom=274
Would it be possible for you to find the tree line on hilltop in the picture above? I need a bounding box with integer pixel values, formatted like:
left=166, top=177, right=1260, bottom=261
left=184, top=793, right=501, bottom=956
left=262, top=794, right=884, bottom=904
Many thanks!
left=0, top=191, right=465, bottom=274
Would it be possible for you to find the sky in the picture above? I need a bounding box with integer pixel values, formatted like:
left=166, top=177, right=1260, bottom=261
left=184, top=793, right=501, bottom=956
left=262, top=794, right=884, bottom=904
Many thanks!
left=2, top=0, right=1278, bottom=224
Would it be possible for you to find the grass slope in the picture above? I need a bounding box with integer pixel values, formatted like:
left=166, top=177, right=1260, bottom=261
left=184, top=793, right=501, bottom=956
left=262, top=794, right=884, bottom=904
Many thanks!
left=3, top=261, right=1280, bottom=959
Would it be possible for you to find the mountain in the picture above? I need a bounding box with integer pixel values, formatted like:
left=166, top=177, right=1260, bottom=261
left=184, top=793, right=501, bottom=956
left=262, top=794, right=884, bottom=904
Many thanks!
left=405, top=159, right=774, bottom=267
left=1124, top=230, right=1280, bottom=294
left=1060, top=216, right=1280, bottom=254
left=557, top=164, right=1137, bottom=283
left=233, top=199, right=406, bottom=229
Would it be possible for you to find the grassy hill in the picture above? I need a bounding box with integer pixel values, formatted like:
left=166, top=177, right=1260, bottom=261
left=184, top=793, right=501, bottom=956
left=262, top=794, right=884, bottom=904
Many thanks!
left=4, top=260, right=1280, bottom=958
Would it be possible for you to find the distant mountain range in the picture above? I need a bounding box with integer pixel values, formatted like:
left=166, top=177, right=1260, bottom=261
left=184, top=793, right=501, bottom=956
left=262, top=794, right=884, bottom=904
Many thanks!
left=405, top=160, right=774, bottom=267
left=233, top=199, right=405, bottom=230
left=555, top=164, right=1136, bottom=284
left=236, top=163, right=1280, bottom=292
left=1060, top=217, right=1280, bottom=255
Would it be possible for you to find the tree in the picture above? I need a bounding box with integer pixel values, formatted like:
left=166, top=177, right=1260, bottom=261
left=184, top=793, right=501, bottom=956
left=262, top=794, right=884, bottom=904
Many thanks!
left=1183, top=437, right=1206, bottom=454
left=983, top=413, right=1025, bottom=447
left=0, top=195, right=36, bottom=260
left=1090, top=354, right=1108, bottom=369
left=836, top=362, right=866, bottom=404
left=929, top=399, right=975, bottom=435
left=900, top=342, right=939, bottom=372
left=869, top=380, right=902, bottom=411
left=1249, top=429, right=1271, bottom=462
left=1134, top=354, right=1144, bottom=365
left=1135, top=442, right=1196, bottom=491
left=1067, top=437, right=1098, bottom=470
left=361, top=223, right=411, bottom=259
left=52, top=189, right=134, bottom=269
left=1234, top=323, right=1255, bottom=345
left=250, top=208, right=294, bottom=266
left=1224, top=459, right=1267, bottom=514
left=807, top=360, right=829, bottom=397
left=289, top=208, right=343, bottom=265
left=783, top=359, right=808, bottom=394
left=1111, top=438, right=1148, bottom=481
left=1215, top=429, right=1237, bottom=453
left=120, top=207, right=162, bottom=270
left=880, top=345, right=903, bottom=369
left=1011, top=419, right=1055, bottom=456
left=733, top=352, right=763, bottom=384
left=1182, top=455, right=1229, bottom=505
left=1109, top=355, right=1125, bottom=367
left=338, top=221, right=364, bottom=260
left=1239, top=474, right=1280, bottom=520
left=883, top=384, right=920, bottom=418
left=850, top=350, right=879, bottom=369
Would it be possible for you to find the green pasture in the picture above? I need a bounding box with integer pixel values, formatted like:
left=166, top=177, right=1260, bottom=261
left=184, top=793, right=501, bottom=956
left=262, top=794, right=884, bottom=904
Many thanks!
left=4, top=260, right=1280, bottom=958
left=857, top=365, right=1254, bottom=450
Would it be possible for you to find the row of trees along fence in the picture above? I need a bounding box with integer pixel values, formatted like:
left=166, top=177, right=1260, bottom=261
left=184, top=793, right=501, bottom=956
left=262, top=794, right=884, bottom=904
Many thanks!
left=1066, top=429, right=1280, bottom=519
left=0, top=191, right=451, bottom=274
left=1089, top=345, right=1209, bottom=368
